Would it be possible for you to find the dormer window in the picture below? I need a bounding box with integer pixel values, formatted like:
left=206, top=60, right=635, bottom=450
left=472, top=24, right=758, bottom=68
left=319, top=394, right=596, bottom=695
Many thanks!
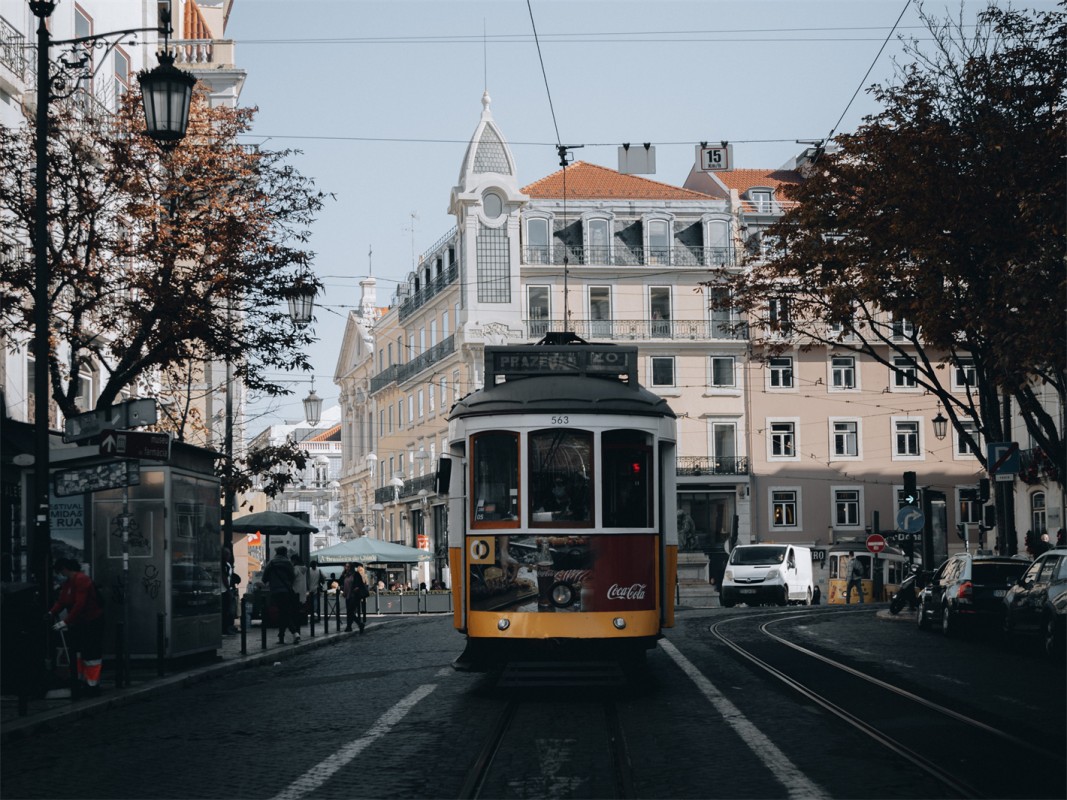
left=750, top=189, right=773, bottom=213
left=526, top=216, right=551, bottom=264
left=584, top=216, right=612, bottom=265
left=646, top=218, right=671, bottom=265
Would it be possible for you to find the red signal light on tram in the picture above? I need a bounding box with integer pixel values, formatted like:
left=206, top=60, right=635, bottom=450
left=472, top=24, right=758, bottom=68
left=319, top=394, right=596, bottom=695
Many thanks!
left=630, top=462, right=642, bottom=474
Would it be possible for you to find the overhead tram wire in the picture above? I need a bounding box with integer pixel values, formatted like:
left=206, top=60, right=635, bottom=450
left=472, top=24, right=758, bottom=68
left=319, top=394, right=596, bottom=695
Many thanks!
left=811, top=0, right=913, bottom=163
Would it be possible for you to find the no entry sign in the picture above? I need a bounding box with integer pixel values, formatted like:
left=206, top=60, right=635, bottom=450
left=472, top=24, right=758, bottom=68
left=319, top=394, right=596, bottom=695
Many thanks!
left=866, top=533, right=887, bottom=554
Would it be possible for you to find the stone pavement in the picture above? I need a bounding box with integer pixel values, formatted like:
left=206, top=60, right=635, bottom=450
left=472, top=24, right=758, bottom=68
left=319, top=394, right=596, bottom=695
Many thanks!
left=0, top=614, right=378, bottom=743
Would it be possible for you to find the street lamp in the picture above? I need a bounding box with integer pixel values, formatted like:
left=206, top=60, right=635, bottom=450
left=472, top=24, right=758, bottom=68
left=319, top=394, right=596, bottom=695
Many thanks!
left=932, top=403, right=948, bottom=441
left=303, top=388, right=323, bottom=427
left=29, top=0, right=194, bottom=610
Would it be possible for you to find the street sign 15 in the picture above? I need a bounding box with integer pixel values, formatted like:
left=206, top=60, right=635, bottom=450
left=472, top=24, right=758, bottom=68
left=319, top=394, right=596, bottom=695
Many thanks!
left=63, top=398, right=157, bottom=443
left=697, top=143, right=733, bottom=172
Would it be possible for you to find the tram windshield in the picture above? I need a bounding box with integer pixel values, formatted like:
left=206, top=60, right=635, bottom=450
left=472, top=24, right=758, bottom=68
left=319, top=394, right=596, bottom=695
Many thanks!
left=471, top=431, right=519, bottom=525
left=603, top=430, right=652, bottom=527
left=529, top=429, right=593, bottom=526
left=729, top=545, right=787, bottom=566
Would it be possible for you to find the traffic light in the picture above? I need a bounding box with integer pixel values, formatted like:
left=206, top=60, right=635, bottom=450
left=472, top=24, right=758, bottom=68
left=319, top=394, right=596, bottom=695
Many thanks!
left=979, top=478, right=990, bottom=503
left=956, top=522, right=966, bottom=540
left=902, top=537, right=914, bottom=561
left=903, top=471, right=918, bottom=506
left=984, top=505, right=996, bottom=529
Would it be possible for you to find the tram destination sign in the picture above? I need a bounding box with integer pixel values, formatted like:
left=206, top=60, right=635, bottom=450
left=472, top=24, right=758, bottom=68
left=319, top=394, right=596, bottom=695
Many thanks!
left=486, top=345, right=638, bottom=384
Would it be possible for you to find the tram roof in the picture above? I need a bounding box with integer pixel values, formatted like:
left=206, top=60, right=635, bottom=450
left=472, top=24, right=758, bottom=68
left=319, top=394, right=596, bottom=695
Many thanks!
left=452, top=339, right=676, bottom=419
left=450, top=372, right=676, bottom=419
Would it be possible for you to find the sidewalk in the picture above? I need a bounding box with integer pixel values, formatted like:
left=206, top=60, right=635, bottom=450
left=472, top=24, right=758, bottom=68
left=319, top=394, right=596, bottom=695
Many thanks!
left=1, top=615, right=371, bottom=743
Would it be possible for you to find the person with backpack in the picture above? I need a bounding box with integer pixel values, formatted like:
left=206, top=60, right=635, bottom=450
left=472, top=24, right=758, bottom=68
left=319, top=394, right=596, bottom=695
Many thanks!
left=48, top=558, right=105, bottom=697
left=845, top=551, right=866, bottom=604
left=262, top=546, right=300, bottom=644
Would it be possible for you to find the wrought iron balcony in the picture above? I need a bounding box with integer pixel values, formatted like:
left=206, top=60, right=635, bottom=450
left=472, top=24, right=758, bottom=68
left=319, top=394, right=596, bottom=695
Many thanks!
left=0, top=16, right=27, bottom=80
left=522, top=244, right=736, bottom=268
left=396, top=335, right=455, bottom=385
left=398, top=262, right=459, bottom=322
left=369, top=364, right=398, bottom=396
left=374, top=473, right=436, bottom=504
left=524, top=318, right=748, bottom=342
left=677, top=456, right=749, bottom=476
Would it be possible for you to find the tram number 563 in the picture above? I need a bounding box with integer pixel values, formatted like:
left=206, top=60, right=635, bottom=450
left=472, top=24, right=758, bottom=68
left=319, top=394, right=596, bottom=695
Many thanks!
left=550, top=415, right=570, bottom=425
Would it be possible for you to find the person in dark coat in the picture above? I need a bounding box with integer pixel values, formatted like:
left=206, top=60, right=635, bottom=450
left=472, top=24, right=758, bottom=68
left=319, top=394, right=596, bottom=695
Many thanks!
left=49, top=558, right=105, bottom=696
left=263, top=546, right=299, bottom=644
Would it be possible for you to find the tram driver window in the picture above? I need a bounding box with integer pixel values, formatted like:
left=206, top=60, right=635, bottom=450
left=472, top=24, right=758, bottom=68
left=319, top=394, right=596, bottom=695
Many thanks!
left=471, top=431, right=519, bottom=527
left=529, top=429, right=593, bottom=526
left=603, top=430, right=653, bottom=528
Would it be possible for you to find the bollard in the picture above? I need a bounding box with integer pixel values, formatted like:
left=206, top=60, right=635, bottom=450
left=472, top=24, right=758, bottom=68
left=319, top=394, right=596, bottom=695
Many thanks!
left=113, top=619, right=126, bottom=689
left=240, top=595, right=249, bottom=656
left=156, top=612, right=166, bottom=677
left=335, top=591, right=342, bottom=629
left=309, top=595, right=316, bottom=638
left=261, top=603, right=268, bottom=651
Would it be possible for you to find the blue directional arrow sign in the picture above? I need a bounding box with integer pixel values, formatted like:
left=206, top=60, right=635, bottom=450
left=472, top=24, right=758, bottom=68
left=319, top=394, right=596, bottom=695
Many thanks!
left=896, top=505, right=925, bottom=534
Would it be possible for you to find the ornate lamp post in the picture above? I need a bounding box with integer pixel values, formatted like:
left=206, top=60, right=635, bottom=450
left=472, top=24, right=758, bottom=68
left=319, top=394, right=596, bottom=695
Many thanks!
left=932, top=403, right=948, bottom=441
left=29, top=1, right=194, bottom=612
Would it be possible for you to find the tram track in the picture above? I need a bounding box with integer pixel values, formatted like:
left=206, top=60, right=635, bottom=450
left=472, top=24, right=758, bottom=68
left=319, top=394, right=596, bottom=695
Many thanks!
left=710, top=609, right=1066, bottom=800
left=457, top=678, right=637, bottom=800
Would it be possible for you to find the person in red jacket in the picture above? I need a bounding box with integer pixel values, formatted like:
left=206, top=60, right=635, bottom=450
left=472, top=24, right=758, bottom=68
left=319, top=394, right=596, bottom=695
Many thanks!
left=49, top=558, right=105, bottom=697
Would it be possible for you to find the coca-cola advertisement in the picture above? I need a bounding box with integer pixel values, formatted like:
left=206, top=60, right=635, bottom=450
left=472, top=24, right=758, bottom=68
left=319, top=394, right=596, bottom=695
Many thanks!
left=467, top=533, right=656, bottom=613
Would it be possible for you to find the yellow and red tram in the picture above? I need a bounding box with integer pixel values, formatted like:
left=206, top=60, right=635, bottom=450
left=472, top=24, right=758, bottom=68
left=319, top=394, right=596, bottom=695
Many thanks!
left=443, top=336, right=678, bottom=669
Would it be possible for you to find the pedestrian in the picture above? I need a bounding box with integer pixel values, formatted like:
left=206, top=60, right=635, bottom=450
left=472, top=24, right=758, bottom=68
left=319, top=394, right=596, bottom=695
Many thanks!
left=343, top=562, right=369, bottom=633
left=845, top=551, right=865, bottom=604
left=220, top=543, right=238, bottom=635
left=307, top=560, right=323, bottom=620
left=48, top=558, right=105, bottom=697
left=1034, top=532, right=1052, bottom=557
left=262, top=546, right=300, bottom=644
left=1057, top=528, right=1066, bottom=548
left=290, top=553, right=309, bottom=630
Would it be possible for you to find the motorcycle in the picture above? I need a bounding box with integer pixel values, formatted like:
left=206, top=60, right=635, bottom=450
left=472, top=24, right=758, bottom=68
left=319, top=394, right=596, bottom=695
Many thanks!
left=889, top=564, right=921, bottom=615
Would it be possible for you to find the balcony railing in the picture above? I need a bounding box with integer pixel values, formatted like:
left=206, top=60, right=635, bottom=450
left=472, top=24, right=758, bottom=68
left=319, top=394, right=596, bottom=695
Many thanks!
left=398, top=262, right=459, bottom=322
left=524, top=318, right=748, bottom=342
left=397, top=335, right=455, bottom=384
left=677, top=456, right=749, bottom=476
left=0, top=16, right=27, bottom=80
left=374, top=472, right=436, bottom=505
left=369, top=364, right=398, bottom=396
left=523, top=244, right=736, bottom=268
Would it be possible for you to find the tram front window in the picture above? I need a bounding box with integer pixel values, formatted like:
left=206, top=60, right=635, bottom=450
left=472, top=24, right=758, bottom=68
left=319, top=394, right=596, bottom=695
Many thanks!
left=471, top=431, right=519, bottom=525
left=529, top=429, right=593, bottom=526
left=603, top=430, right=652, bottom=528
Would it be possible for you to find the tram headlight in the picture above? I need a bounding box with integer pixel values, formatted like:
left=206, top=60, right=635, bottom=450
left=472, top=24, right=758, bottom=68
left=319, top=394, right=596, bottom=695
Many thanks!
left=612, top=617, right=626, bottom=630
left=550, top=582, right=576, bottom=608
left=497, top=618, right=510, bottom=631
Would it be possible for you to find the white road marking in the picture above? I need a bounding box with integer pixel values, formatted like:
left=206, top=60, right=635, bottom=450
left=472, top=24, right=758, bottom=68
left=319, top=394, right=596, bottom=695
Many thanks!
left=660, top=639, right=829, bottom=800
left=270, top=683, right=437, bottom=800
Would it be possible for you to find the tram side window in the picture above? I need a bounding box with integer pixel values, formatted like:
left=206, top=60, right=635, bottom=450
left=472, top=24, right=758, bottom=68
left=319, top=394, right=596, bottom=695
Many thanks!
left=471, top=431, right=519, bottom=526
left=529, top=429, right=593, bottom=526
left=603, top=430, right=653, bottom=528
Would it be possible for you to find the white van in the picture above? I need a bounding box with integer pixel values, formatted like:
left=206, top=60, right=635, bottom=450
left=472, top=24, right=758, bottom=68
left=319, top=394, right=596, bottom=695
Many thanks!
left=720, top=544, right=815, bottom=607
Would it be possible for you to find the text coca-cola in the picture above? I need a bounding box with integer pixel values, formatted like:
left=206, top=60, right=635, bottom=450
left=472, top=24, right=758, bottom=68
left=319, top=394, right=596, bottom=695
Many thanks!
left=606, top=583, right=647, bottom=600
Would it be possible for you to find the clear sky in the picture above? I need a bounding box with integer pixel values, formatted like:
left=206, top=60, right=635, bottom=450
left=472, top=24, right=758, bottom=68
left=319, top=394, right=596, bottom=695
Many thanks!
left=226, top=0, right=1049, bottom=436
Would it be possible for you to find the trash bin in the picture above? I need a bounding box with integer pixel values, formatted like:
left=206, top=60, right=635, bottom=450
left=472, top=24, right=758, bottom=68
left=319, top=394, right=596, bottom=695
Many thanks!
left=1, top=582, right=47, bottom=696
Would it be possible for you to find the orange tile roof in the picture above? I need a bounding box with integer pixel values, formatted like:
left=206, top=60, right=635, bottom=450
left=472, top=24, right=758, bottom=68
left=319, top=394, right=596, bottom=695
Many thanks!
left=712, top=168, right=802, bottom=194
left=522, top=161, right=711, bottom=201
left=307, top=424, right=341, bottom=443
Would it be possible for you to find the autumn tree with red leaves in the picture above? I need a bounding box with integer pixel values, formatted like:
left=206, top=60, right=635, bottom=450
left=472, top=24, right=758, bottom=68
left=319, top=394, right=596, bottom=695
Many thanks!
left=716, top=4, right=1065, bottom=492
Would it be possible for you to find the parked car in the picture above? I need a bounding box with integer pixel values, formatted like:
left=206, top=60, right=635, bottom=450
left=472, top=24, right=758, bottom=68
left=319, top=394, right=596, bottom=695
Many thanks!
left=1002, top=547, right=1067, bottom=658
left=916, top=553, right=1029, bottom=636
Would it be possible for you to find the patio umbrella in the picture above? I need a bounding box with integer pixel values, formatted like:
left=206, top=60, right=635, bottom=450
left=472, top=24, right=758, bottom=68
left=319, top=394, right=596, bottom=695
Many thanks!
left=229, top=510, right=319, bottom=535
left=311, top=536, right=431, bottom=565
